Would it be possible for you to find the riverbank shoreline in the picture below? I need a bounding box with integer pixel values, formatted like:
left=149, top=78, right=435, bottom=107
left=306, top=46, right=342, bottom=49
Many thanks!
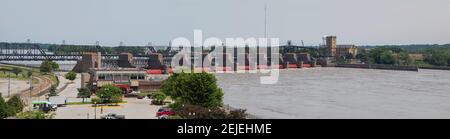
left=336, top=64, right=450, bottom=72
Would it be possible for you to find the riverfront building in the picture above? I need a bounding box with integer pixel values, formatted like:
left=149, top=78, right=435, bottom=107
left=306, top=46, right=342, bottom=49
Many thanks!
left=86, top=68, right=168, bottom=92
left=319, top=36, right=358, bottom=59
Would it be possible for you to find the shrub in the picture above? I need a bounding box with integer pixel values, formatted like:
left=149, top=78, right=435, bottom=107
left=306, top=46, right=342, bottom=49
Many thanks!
left=16, top=110, right=54, bottom=119
left=91, top=98, right=100, bottom=104
left=174, top=104, right=246, bottom=119
left=0, top=94, right=14, bottom=119
left=227, top=109, right=247, bottom=119
left=6, top=95, right=24, bottom=114
left=153, top=92, right=166, bottom=102
left=65, top=71, right=77, bottom=81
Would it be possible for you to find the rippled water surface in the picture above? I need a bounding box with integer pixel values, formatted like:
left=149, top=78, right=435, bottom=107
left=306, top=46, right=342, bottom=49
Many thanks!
left=216, top=68, right=450, bottom=119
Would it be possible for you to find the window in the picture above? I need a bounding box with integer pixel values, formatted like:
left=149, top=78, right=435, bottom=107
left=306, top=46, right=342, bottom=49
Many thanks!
left=131, top=74, right=138, bottom=80
left=138, top=74, right=145, bottom=80
left=98, top=74, right=106, bottom=80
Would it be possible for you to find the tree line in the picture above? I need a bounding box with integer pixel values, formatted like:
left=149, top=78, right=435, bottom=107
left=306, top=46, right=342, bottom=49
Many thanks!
left=354, top=46, right=450, bottom=67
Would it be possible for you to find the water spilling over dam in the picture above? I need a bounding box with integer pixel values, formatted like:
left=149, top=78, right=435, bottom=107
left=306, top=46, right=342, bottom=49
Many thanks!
left=217, top=68, right=450, bottom=119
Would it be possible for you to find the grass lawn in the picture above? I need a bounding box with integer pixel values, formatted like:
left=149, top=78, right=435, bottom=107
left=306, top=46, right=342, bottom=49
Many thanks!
left=0, top=65, right=56, bottom=85
left=66, top=102, right=93, bottom=105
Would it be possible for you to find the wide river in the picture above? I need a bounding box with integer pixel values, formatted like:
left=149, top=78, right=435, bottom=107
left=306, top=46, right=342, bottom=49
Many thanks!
left=216, top=68, right=450, bottom=119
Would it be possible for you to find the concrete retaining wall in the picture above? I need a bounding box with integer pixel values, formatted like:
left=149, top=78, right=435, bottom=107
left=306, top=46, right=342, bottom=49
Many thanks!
left=336, top=64, right=419, bottom=71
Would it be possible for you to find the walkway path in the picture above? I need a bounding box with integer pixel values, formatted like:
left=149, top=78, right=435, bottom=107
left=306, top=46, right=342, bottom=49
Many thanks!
left=55, top=72, right=83, bottom=102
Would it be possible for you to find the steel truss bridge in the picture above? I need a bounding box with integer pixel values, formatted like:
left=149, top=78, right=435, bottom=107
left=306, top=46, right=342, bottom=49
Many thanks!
left=0, top=43, right=319, bottom=67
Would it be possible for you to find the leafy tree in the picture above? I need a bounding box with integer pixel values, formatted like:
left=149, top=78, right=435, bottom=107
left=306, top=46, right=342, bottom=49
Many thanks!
left=65, top=71, right=77, bottom=82
left=6, top=95, right=24, bottom=114
left=11, top=67, right=22, bottom=77
left=447, top=58, right=450, bottom=66
left=424, top=48, right=450, bottom=66
left=398, top=52, right=412, bottom=66
left=356, top=52, right=368, bottom=63
left=0, top=94, right=14, bottom=119
left=161, top=72, right=224, bottom=107
left=40, top=60, right=59, bottom=73
left=96, top=85, right=123, bottom=103
left=345, top=53, right=354, bottom=60
left=26, top=71, right=33, bottom=78
left=77, top=87, right=92, bottom=103
left=48, top=85, right=58, bottom=97
left=380, top=51, right=395, bottom=65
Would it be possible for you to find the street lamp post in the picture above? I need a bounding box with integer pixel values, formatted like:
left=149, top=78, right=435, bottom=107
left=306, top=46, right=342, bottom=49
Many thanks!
left=99, top=94, right=104, bottom=114
left=94, top=102, right=97, bottom=119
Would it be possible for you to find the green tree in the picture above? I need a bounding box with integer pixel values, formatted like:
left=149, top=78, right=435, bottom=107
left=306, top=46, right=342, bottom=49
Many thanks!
left=11, top=67, right=22, bottom=77
left=161, top=72, right=224, bottom=107
left=96, top=85, right=123, bottom=103
left=380, top=51, right=395, bottom=65
left=40, top=60, right=59, bottom=73
left=26, top=71, right=33, bottom=78
left=6, top=95, right=24, bottom=114
left=0, top=94, right=14, bottom=119
left=398, top=52, right=412, bottom=66
left=48, top=85, right=58, bottom=97
left=424, top=48, right=450, bottom=66
left=65, top=71, right=77, bottom=82
left=345, top=53, right=354, bottom=60
left=77, top=87, right=92, bottom=103
left=356, top=52, right=368, bottom=63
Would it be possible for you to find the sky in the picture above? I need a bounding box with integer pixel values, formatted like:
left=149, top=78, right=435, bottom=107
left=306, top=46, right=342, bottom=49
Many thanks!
left=1, top=0, right=449, bottom=46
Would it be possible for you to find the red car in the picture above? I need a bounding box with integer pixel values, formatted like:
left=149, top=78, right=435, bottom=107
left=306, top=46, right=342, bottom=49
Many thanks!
left=156, top=107, right=176, bottom=118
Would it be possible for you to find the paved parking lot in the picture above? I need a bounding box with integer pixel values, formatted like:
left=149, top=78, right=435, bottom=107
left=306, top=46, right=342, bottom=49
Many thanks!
left=54, top=98, right=161, bottom=119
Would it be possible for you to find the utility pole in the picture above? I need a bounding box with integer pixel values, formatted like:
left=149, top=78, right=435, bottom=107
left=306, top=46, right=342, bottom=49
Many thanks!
left=264, top=3, right=267, bottom=40
left=8, top=71, right=11, bottom=98
left=29, top=74, right=33, bottom=109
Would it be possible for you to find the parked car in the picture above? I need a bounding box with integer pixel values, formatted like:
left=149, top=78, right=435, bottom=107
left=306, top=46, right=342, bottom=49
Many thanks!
left=156, top=107, right=176, bottom=118
left=100, top=113, right=125, bottom=119
left=124, top=93, right=139, bottom=98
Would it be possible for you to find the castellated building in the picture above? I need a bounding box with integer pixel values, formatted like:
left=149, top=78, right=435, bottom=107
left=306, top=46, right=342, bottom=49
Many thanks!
left=319, top=36, right=358, bottom=58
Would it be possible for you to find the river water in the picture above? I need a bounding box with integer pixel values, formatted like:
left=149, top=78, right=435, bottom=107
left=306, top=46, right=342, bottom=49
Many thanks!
left=216, top=68, right=450, bottom=119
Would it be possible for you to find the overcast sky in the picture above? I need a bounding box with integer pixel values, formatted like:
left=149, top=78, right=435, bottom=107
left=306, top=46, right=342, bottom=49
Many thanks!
left=1, top=0, right=449, bottom=46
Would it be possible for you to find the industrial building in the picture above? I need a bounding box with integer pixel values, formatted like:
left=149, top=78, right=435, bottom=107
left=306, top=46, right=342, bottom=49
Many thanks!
left=319, top=36, right=358, bottom=59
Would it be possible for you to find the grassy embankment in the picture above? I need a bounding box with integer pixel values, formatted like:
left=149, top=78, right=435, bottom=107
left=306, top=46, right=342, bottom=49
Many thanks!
left=0, top=64, right=59, bottom=86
